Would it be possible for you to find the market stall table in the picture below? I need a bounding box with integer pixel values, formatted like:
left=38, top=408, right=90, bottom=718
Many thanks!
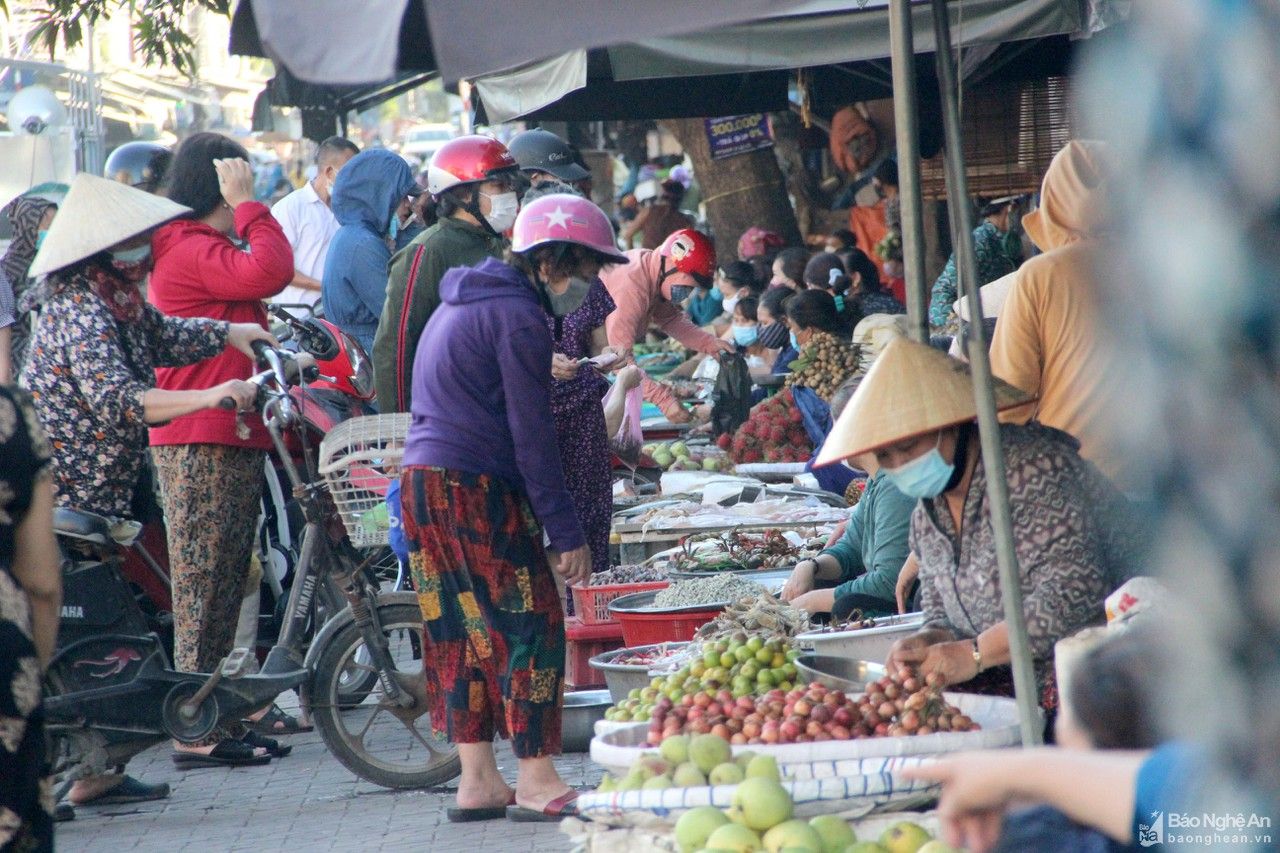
left=612, top=520, right=837, bottom=564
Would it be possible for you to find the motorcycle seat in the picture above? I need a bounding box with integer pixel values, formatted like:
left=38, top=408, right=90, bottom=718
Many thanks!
left=53, top=507, right=142, bottom=547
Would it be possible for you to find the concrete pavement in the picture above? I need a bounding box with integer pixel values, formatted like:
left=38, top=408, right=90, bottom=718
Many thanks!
left=57, top=728, right=603, bottom=852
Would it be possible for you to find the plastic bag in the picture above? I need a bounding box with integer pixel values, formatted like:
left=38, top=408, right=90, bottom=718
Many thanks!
left=385, top=479, right=409, bottom=565
left=604, top=381, right=644, bottom=467
left=711, top=351, right=752, bottom=437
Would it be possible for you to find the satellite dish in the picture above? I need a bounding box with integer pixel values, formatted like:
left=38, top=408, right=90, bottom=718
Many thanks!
left=7, top=85, right=68, bottom=135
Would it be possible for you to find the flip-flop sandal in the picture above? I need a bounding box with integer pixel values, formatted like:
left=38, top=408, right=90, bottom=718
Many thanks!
left=246, top=704, right=312, bottom=735
left=446, top=793, right=517, bottom=823
left=70, top=775, right=171, bottom=806
left=240, top=730, right=292, bottom=758
left=171, top=740, right=272, bottom=769
left=506, top=790, right=579, bottom=823
left=54, top=803, right=75, bottom=823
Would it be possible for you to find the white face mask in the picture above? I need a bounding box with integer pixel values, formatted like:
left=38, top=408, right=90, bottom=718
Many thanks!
left=723, top=295, right=740, bottom=314
left=480, top=191, right=519, bottom=233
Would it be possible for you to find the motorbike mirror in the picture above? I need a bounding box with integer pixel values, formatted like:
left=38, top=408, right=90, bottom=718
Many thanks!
left=299, top=319, right=341, bottom=361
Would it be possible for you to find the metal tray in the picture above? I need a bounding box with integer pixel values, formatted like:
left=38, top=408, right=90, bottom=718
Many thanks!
left=794, top=655, right=886, bottom=693
left=606, top=589, right=730, bottom=615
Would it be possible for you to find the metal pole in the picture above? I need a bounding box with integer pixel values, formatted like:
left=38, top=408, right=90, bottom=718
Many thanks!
left=888, top=0, right=929, bottom=344
left=929, top=0, right=1042, bottom=747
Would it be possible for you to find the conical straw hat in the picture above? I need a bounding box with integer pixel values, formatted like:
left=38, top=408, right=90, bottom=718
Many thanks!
left=28, top=173, right=190, bottom=278
left=815, top=336, right=1035, bottom=465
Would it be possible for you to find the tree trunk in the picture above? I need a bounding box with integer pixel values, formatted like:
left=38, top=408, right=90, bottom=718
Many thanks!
left=663, top=117, right=802, bottom=263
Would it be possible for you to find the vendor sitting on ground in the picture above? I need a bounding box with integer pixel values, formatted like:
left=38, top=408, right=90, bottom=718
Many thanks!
left=816, top=336, right=1141, bottom=714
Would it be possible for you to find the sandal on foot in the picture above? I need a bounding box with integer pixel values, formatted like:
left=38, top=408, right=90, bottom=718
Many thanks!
left=172, top=740, right=272, bottom=769
left=506, top=790, right=579, bottom=823
left=70, top=775, right=171, bottom=806
left=54, top=803, right=75, bottom=823
left=447, top=793, right=516, bottom=823
left=246, top=704, right=312, bottom=735
left=240, top=730, right=292, bottom=758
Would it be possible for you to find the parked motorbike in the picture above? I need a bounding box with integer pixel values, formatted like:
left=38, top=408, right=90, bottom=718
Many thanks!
left=45, top=511, right=305, bottom=782
left=46, top=338, right=448, bottom=791
left=255, top=306, right=402, bottom=653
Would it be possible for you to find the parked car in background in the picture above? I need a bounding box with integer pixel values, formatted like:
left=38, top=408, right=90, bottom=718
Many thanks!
left=399, top=124, right=454, bottom=161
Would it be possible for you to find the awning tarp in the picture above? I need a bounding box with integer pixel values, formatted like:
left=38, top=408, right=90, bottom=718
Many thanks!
left=607, top=0, right=1083, bottom=80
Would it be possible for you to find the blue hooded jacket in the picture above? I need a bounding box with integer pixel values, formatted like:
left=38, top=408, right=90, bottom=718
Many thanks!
left=322, top=149, right=417, bottom=355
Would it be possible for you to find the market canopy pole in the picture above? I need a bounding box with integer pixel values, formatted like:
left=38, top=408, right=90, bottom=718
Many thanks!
left=929, top=0, right=1042, bottom=746
left=887, top=0, right=929, bottom=344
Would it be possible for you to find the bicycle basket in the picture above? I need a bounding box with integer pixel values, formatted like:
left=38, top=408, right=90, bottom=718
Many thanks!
left=318, top=413, right=411, bottom=547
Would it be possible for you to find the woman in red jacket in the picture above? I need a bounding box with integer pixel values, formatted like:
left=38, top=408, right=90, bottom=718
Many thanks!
left=148, top=133, right=294, bottom=766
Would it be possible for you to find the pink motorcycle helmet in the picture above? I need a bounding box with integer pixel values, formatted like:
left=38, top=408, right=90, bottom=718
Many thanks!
left=511, top=193, right=628, bottom=263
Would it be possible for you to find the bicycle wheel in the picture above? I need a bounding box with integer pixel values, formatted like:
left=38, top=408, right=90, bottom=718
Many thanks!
left=306, top=601, right=460, bottom=789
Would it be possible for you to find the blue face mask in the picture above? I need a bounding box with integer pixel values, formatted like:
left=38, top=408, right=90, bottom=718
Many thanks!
left=708, top=286, right=723, bottom=302
left=35, top=229, right=48, bottom=250
left=883, top=436, right=955, bottom=499
left=389, top=214, right=400, bottom=242
left=789, top=331, right=800, bottom=351
left=833, top=294, right=845, bottom=312
left=731, top=325, right=759, bottom=347
left=111, top=245, right=151, bottom=264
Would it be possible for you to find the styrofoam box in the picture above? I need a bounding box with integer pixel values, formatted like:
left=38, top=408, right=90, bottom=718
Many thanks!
left=589, top=692, right=1030, bottom=777
left=577, top=755, right=941, bottom=823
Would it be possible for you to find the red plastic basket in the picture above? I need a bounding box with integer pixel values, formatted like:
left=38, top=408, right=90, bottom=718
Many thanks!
left=564, top=617, right=625, bottom=689
left=613, top=608, right=722, bottom=646
left=571, top=581, right=669, bottom=626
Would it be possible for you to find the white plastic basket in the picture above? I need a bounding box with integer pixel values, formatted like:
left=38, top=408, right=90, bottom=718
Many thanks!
left=317, top=413, right=411, bottom=547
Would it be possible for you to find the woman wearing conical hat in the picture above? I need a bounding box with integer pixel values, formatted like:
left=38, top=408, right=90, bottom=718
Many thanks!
left=19, top=174, right=279, bottom=787
left=816, top=337, right=1144, bottom=716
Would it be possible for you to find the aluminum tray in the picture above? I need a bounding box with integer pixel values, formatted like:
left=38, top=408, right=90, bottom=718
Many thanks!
left=606, top=589, right=730, bottom=615
left=794, top=655, right=887, bottom=693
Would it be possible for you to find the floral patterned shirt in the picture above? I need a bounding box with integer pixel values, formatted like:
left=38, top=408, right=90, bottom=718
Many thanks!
left=20, top=278, right=227, bottom=518
left=0, top=385, right=53, bottom=848
left=909, top=423, right=1140, bottom=678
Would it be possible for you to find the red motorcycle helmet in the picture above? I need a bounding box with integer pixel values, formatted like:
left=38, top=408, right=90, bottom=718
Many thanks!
left=658, top=227, right=716, bottom=288
left=426, top=135, right=519, bottom=196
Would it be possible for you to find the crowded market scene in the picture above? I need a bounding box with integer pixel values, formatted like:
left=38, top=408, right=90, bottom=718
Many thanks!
left=0, top=1, right=1276, bottom=851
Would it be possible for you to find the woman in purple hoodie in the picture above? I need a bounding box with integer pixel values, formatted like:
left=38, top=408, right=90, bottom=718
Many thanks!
left=399, top=198, right=622, bottom=824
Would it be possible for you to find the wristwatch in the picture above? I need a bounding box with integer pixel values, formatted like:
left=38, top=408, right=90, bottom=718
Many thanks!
left=971, top=639, right=983, bottom=674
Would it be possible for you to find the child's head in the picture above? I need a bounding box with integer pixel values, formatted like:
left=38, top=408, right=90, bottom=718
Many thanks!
left=1056, top=629, right=1163, bottom=750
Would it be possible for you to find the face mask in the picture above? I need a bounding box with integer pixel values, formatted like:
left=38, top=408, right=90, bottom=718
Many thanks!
left=111, top=245, right=151, bottom=264
left=669, top=284, right=693, bottom=303
left=36, top=229, right=48, bottom=250
left=757, top=322, right=788, bottom=350
left=389, top=214, right=400, bottom=242
left=884, top=436, right=955, bottom=499
left=723, top=295, right=740, bottom=314
left=789, top=331, right=801, bottom=351
left=707, top=286, right=723, bottom=302
left=834, top=294, right=845, bottom=312
left=731, top=325, right=759, bottom=347
left=480, top=191, right=518, bottom=233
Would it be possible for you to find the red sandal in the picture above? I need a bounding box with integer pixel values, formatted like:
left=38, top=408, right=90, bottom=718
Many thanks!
left=505, top=790, right=579, bottom=822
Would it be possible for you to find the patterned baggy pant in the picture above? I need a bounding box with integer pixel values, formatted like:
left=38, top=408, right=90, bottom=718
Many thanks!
left=401, top=466, right=565, bottom=758
left=152, top=443, right=264, bottom=745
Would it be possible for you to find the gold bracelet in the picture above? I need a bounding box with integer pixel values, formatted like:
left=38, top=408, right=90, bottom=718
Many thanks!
left=971, top=639, right=983, bottom=674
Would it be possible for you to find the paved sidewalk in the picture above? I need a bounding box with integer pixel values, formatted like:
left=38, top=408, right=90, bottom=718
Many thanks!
left=57, top=728, right=603, bottom=852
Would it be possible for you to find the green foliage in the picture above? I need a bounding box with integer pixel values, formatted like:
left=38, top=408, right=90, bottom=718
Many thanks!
left=6, top=0, right=231, bottom=77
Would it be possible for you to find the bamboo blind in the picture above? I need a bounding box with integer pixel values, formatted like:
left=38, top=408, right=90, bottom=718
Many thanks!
left=919, top=75, right=1073, bottom=199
